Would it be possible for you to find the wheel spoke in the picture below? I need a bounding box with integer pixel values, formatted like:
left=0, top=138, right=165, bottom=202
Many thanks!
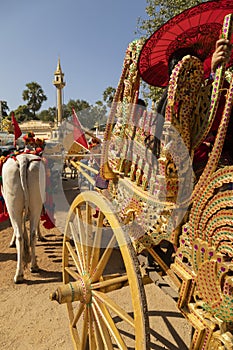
left=92, top=303, right=114, bottom=349
left=92, top=314, right=105, bottom=350
left=65, top=241, right=83, bottom=276
left=69, top=223, right=84, bottom=273
left=63, top=237, right=70, bottom=284
left=85, top=202, right=94, bottom=269
left=92, top=290, right=134, bottom=327
left=88, top=307, right=97, bottom=350
left=80, top=307, right=88, bottom=349
left=74, top=207, right=87, bottom=271
left=89, top=211, right=105, bottom=275
left=67, top=302, right=81, bottom=348
left=92, top=274, right=128, bottom=291
left=67, top=301, right=76, bottom=324
left=70, top=327, right=81, bottom=350
left=72, top=303, right=85, bottom=327
left=91, top=234, right=117, bottom=282
left=64, top=267, right=81, bottom=281
left=93, top=297, right=127, bottom=349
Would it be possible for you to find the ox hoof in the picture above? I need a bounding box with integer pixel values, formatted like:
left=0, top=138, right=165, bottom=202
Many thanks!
left=31, top=265, right=39, bottom=273
left=14, top=275, right=24, bottom=284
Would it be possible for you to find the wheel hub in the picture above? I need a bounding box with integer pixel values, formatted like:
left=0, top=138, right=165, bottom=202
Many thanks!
left=50, top=274, right=92, bottom=305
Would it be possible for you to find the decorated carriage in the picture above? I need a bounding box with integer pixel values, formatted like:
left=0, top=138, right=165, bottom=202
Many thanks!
left=50, top=3, right=233, bottom=349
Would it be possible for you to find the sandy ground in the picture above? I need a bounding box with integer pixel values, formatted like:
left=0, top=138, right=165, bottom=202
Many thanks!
left=0, top=178, right=191, bottom=350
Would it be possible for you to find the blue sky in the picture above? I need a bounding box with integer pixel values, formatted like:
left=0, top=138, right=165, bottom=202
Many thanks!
left=0, top=0, right=148, bottom=112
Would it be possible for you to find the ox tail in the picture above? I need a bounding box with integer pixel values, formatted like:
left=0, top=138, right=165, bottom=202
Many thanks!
left=18, top=155, right=29, bottom=216
left=18, top=156, right=31, bottom=267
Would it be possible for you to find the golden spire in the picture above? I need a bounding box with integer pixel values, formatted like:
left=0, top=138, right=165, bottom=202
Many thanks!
left=53, top=58, right=65, bottom=88
left=55, top=57, right=63, bottom=75
left=53, top=58, right=66, bottom=126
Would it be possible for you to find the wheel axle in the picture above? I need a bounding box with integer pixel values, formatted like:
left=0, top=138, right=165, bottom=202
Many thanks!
left=50, top=276, right=92, bottom=304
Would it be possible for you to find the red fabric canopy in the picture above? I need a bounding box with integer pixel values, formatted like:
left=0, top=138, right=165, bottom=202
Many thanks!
left=138, top=0, right=233, bottom=87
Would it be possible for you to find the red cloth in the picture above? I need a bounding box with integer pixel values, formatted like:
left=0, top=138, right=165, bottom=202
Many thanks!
left=0, top=184, right=9, bottom=223
left=40, top=159, right=56, bottom=229
left=40, top=212, right=55, bottom=229
left=11, top=112, right=22, bottom=146
left=72, top=108, right=89, bottom=150
left=0, top=213, right=9, bottom=222
left=0, top=158, right=8, bottom=222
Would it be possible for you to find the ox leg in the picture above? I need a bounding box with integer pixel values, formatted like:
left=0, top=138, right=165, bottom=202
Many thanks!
left=30, top=231, right=39, bottom=272
left=14, top=224, right=24, bottom=283
left=36, top=223, right=46, bottom=242
left=30, top=218, right=40, bottom=273
left=9, top=232, right=16, bottom=248
left=26, top=154, right=46, bottom=273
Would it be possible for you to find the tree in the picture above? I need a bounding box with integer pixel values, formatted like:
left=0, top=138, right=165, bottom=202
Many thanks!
left=66, top=99, right=90, bottom=117
left=14, top=105, right=34, bottom=122
left=0, top=100, right=9, bottom=117
left=63, top=99, right=107, bottom=129
left=65, top=99, right=92, bottom=126
left=37, top=107, right=56, bottom=122
left=89, top=101, right=107, bottom=129
left=138, top=0, right=203, bottom=37
left=22, top=82, right=47, bottom=117
left=103, top=87, right=116, bottom=108
left=137, top=0, right=205, bottom=103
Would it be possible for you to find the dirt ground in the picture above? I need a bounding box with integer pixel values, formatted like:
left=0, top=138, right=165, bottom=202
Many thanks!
left=0, top=179, right=192, bottom=350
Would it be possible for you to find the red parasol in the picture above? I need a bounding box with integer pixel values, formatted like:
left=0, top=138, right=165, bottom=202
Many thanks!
left=138, top=0, right=233, bottom=87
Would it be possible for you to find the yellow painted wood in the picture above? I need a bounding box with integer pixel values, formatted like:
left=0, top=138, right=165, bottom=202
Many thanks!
left=61, top=190, right=150, bottom=349
left=92, top=290, right=134, bottom=327
left=80, top=308, right=88, bottom=349
left=71, top=160, right=99, bottom=175
left=69, top=221, right=85, bottom=273
left=91, top=235, right=116, bottom=283
left=92, top=298, right=128, bottom=349
left=65, top=241, right=82, bottom=275
left=91, top=274, right=128, bottom=290
left=88, top=307, right=97, bottom=350
left=89, top=211, right=104, bottom=275
left=71, top=161, right=97, bottom=186
left=92, top=303, right=114, bottom=349
left=72, top=303, right=84, bottom=328
left=93, top=316, right=105, bottom=350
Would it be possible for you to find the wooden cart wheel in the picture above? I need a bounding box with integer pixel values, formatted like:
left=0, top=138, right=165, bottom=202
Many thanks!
left=53, top=190, right=149, bottom=350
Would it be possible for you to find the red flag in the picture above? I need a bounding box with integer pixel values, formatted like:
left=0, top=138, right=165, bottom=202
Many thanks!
left=72, top=108, right=89, bottom=150
left=11, top=112, right=22, bottom=146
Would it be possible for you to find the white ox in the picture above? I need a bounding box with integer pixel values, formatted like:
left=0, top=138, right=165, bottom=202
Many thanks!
left=2, top=153, right=46, bottom=283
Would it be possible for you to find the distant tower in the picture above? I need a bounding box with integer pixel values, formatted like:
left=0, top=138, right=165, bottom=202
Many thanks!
left=53, top=58, right=66, bottom=126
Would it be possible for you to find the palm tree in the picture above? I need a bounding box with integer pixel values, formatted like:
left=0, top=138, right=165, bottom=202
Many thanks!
left=22, top=82, right=47, bottom=117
